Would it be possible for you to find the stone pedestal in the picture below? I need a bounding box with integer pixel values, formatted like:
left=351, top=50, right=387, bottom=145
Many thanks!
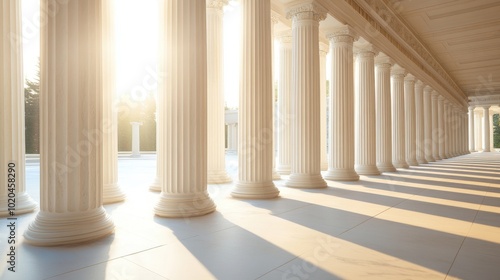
left=155, top=0, right=216, bottom=216
left=0, top=0, right=37, bottom=216
left=24, top=0, right=114, bottom=246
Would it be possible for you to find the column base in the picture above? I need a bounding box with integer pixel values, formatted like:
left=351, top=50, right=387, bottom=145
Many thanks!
left=207, top=170, right=232, bottom=184
left=286, top=173, right=327, bottom=189
left=425, top=156, right=436, bottom=162
left=154, top=192, right=216, bottom=218
left=406, top=159, right=419, bottom=167
left=231, top=181, right=279, bottom=199
left=276, top=165, right=291, bottom=175
left=272, top=169, right=282, bottom=180
left=434, top=155, right=442, bottom=160
left=355, top=165, right=380, bottom=176
left=416, top=158, right=428, bottom=164
left=24, top=207, right=114, bottom=246
left=149, top=177, right=161, bottom=192
left=0, top=191, right=37, bottom=216
left=324, top=169, right=359, bottom=181
left=393, top=161, right=409, bottom=169
left=103, top=183, right=126, bottom=204
left=482, top=149, right=491, bottom=153
left=444, top=153, right=452, bottom=159
left=376, top=163, right=396, bottom=173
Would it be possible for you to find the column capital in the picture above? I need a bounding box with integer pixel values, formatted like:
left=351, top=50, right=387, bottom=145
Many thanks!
left=354, top=43, right=378, bottom=57
left=415, top=80, right=424, bottom=89
left=271, top=11, right=280, bottom=25
left=390, top=64, right=406, bottom=78
left=483, top=105, right=491, bottom=109
left=424, top=85, right=433, bottom=93
left=375, top=52, right=393, bottom=67
left=276, top=29, right=292, bottom=45
left=438, top=95, right=444, bottom=101
left=319, top=42, right=329, bottom=55
left=326, top=25, right=358, bottom=42
left=207, top=0, right=228, bottom=9
left=404, top=73, right=415, bottom=83
left=431, top=90, right=439, bottom=99
left=286, top=1, right=327, bottom=22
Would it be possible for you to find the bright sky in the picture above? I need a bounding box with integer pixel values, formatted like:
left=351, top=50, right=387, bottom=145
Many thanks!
left=21, top=0, right=242, bottom=108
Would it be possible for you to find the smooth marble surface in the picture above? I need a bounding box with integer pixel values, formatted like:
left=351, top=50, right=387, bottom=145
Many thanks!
left=1, top=151, right=499, bottom=280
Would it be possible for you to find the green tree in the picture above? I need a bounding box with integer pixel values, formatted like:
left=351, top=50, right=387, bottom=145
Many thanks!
left=494, top=114, right=500, bottom=148
left=24, top=60, right=40, bottom=154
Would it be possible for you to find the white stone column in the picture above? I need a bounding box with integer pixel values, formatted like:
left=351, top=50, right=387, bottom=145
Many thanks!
left=468, top=107, right=475, bottom=153
left=423, top=86, right=435, bottom=162
left=404, top=74, right=418, bottom=166
left=271, top=13, right=281, bottom=180
left=489, top=111, right=495, bottom=151
left=446, top=101, right=454, bottom=158
left=285, top=2, right=327, bottom=188
left=130, top=122, right=142, bottom=157
left=375, top=54, right=396, bottom=172
left=232, top=0, right=279, bottom=198
left=320, top=43, right=328, bottom=171
left=155, top=0, right=217, bottom=216
left=24, top=0, right=114, bottom=246
left=443, top=100, right=450, bottom=158
left=276, top=31, right=292, bottom=175
left=324, top=26, right=359, bottom=181
left=483, top=106, right=491, bottom=152
left=355, top=43, right=380, bottom=175
left=453, top=107, right=459, bottom=156
left=391, top=65, right=408, bottom=168
left=415, top=81, right=427, bottom=164
left=207, top=0, right=232, bottom=184
left=0, top=0, right=37, bottom=216
left=475, top=110, right=483, bottom=151
left=438, top=96, right=446, bottom=159
left=102, top=0, right=125, bottom=203
left=431, top=91, right=441, bottom=160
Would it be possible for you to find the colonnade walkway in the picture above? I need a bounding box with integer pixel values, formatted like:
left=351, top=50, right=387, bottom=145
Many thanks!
left=4, top=152, right=500, bottom=279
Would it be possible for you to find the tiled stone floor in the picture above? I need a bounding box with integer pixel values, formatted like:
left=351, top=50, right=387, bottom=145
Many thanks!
left=1, top=151, right=499, bottom=279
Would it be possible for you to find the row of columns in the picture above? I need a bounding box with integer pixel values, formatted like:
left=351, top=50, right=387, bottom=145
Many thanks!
left=469, top=106, right=498, bottom=153
left=1, top=0, right=475, bottom=247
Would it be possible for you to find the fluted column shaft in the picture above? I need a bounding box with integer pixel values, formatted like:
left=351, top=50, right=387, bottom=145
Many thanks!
left=443, top=100, right=449, bottom=158
left=0, top=1, right=37, bottom=216
left=453, top=108, right=459, bottom=156
left=285, top=3, right=327, bottom=188
left=355, top=45, right=380, bottom=175
left=415, top=81, right=427, bottom=164
left=483, top=106, right=491, bottom=152
left=276, top=32, right=292, bottom=175
left=423, top=86, right=435, bottom=162
left=155, top=0, right=217, bottom=216
left=404, top=74, right=418, bottom=166
left=324, top=27, right=359, bottom=181
left=232, top=0, right=279, bottom=198
left=431, top=91, right=441, bottom=160
left=469, top=106, right=476, bottom=153
left=207, top=0, right=232, bottom=184
left=320, top=43, right=328, bottom=171
left=375, top=56, right=396, bottom=172
left=271, top=14, right=281, bottom=180
left=445, top=101, right=453, bottom=158
left=438, top=96, right=446, bottom=159
left=103, top=0, right=125, bottom=202
left=24, top=0, right=114, bottom=246
left=475, top=110, right=483, bottom=151
left=391, top=67, right=408, bottom=168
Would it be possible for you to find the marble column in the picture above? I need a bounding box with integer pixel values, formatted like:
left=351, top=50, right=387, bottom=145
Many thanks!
left=155, top=0, right=217, bottom=216
left=404, top=74, right=418, bottom=166
left=0, top=0, right=38, bottom=216
left=423, top=86, right=435, bottom=162
left=149, top=108, right=162, bottom=192
left=443, top=100, right=450, bottom=158
left=374, top=53, right=396, bottom=172
left=232, top=0, right=279, bottom=198
left=489, top=111, right=495, bottom=151
left=453, top=107, right=459, bottom=156
left=285, top=2, right=327, bottom=188
left=207, top=0, right=232, bottom=184
left=438, top=96, right=446, bottom=159
left=431, top=91, right=441, bottom=160
left=320, top=43, right=328, bottom=171
left=276, top=31, right=292, bottom=175
left=475, top=110, right=483, bottom=152
left=130, top=122, right=141, bottom=157
left=445, top=101, right=454, bottom=158
left=355, top=43, right=380, bottom=175
left=414, top=81, right=427, bottom=164
left=483, top=106, right=491, bottom=152
left=468, top=106, right=476, bottom=153
left=24, top=0, right=114, bottom=245
left=324, top=26, right=359, bottom=181
left=271, top=13, right=281, bottom=180
left=391, top=65, right=408, bottom=168
left=102, top=0, right=125, bottom=203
